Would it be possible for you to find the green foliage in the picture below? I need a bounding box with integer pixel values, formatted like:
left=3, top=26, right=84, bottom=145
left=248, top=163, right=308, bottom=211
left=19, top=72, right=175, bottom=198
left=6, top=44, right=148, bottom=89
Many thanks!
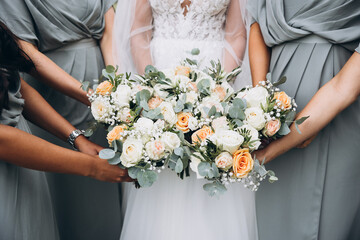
left=107, top=152, right=121, bottom=165
left=191, top=48, right=200, bottom=55
left=137, top=169, right=158, bottom=187
left=99, top=149, right=116, bottom=160
left=203, top=182, right=227, bottom=197
left=273, top=76, right=287, bottom=87
left=278, top=123, right=291, bottom=136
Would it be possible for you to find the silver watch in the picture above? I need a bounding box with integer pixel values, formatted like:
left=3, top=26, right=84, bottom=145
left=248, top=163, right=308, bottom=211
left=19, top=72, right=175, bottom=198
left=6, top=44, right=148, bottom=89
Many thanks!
left=67, top=129, right=85, bottom=150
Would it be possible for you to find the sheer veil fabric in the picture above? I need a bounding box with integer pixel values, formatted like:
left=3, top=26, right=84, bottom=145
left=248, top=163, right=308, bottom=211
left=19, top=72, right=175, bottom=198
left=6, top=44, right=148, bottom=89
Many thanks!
left=113, top=0, right=251, bottom=89
left=113, top=1, right=257, bottom=240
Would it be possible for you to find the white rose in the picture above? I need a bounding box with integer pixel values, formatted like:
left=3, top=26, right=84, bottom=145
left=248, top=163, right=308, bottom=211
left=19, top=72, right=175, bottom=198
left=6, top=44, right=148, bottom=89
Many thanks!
left=213, top=130, right=244, bottom=154
left=159, top=102, right=177, bottom=125
left=134, top=117, right=154, bottom=133
left=145, top=140, right=166, bottom=160
left=211, top=116, right=229, bottom=132
left=245, top=107, right=266, bottom=131
left=245, top=86, right=269, bottom=108
left=188, top=117, right=199, bottom=131
left=186, top=91, right=198, bottom=104
left=238, top=124, right=261, bottom=150
left=190, top=153, right=204, bottom=179
left=161, top=132, right=181, bottom=152
left=173, top=75, right=191, bottom=88
left=112, top=85, right=131, bottom=108
left=117, top=107, right=132, bottom=123
left=120, top=138, right=143, bottom=167
left=215, top=152, right=233, bottom=170
left=154, top=84, right=170, bottom=99
left=91, top=97, right=111, bottom=121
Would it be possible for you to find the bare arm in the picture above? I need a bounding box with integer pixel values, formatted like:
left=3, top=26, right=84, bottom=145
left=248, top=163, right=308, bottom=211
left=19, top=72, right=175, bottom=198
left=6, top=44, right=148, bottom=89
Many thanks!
left=20, top=79, right=101, bottom=155
left=130, top=0, right=153, bottom=74
left=249, top=22, right=270, bottom=86
left=255, top=51, right=360, bottom=163
left=0, top=125, right=131, bottom=182
left=18, top=40, right=90, bottom=106
left=100, top=7, right=116, bottom=66
left=223, top=0, right=247, bottom=72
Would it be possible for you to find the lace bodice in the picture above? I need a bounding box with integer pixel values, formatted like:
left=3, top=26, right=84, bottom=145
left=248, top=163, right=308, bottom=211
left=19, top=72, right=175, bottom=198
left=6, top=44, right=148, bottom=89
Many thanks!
left=149, top=0, right=231, bottom=41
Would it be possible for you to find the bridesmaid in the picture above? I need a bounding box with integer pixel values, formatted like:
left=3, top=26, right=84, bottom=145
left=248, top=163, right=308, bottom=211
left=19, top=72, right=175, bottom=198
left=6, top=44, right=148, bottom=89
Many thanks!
left=0, top=21, right=130, bottom=240
left=0, top=1, right=121, bottom=240
left=248, top=0, right=360, bottom=239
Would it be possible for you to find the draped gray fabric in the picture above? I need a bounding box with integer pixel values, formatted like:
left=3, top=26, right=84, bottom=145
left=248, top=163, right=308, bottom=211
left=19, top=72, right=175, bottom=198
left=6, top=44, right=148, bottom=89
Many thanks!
left=0, top=76, right=59, bottom=240
left=0, top=1, right=121, bottom=240
left=248, top=0, right=360, bottom=240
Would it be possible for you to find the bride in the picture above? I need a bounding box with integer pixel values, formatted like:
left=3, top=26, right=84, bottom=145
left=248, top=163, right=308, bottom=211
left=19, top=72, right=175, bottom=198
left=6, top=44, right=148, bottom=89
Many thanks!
left=113, top=1, right=256, bottom=239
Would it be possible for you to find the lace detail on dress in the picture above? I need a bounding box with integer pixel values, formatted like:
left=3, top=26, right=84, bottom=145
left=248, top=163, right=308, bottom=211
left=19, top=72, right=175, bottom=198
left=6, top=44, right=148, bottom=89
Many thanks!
left=149, top=0, right=231, bottom=41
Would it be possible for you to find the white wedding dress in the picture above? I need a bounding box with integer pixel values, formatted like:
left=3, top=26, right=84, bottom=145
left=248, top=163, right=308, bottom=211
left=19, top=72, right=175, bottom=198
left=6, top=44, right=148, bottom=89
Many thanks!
left=114, top=1, right=257, bottom=239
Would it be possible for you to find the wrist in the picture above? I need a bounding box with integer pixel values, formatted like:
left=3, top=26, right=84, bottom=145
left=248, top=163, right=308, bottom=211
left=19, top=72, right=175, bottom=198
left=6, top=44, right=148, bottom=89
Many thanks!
left=67, top=129, right=85, bottom=150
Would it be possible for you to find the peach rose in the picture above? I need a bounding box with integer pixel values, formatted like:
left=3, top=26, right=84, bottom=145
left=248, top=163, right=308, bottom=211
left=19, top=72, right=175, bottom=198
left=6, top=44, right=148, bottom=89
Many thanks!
left=176, top=112, right=192, bottom=133
left=212, top=85, right=227, bottom=101
left=264, top=119, right=281, bottom=137
left=191, top=126, right=214, bottom=144
left=96, top=81, right=113, bottom=95
left=188, top=82, right=198, bottom=92
left=107, top=125, right=127, bottom=145
left=175, top=66, right=191, bottom=77
left=148, top=96, right=163, bottom=109
left=233, top=149, right=254, bottom=178
left=274, top=91, right=292, bottom=110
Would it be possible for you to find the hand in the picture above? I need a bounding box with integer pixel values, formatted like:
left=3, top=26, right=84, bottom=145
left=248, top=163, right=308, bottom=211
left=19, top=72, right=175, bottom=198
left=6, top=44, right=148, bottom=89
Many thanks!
left=75, top=136, right=103, bottom=156
left=89, top=156, right=133, bottom=183
left=297, top=134, right=317, bottom=148
left=252, top=148, right=269, bottom=164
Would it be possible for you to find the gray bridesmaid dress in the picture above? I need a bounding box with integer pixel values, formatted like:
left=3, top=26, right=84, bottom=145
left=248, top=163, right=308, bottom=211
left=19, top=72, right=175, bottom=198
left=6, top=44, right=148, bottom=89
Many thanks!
left=248, top=0, right=360, bottom=239
left=0, top=1, right=121, bottom=240
left=0, top=75, right=59, bottom=240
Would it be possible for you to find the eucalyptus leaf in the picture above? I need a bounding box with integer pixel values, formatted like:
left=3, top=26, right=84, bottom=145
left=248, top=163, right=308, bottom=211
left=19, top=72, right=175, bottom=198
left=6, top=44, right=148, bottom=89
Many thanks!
left=278, top=123, right=291, bottom=136
left=191, top=48, right=200, bottom=55
left=207, top=106, right=217, bottom=117
left=175, top=159, right=184, bottom=173
left=232, top=119, right=243, bottom=128
left=128, top=167, right=141, bottom=179
left=229, top=106, right=245, bottom=120
left=273, top=76, right=287, bottom=87
left=84, top=128, right=94, bottom=137
left=81, top=81, right=90, bottom=92
left=198, top=162, right=211, bottom=177
left=286, top=111, right=296, bottom=122
left=107, top=152, right=121, bottom=165
left=99, top=149, right=116, bottom=160
left=203, top=182, right=227, bottom=197
left=174, top=100, right=185, bottom=113
left=174, top=147, right=184, bottom=158
left=232, top=98, right=246, bottom=110
left=137, top=170, right=158, bottom=188
left=269, top=175, right=279, bottom=183
left=145, top=65, right=156, bottom=74
left=295, top=116, right=309, bottom=125
left=253, top=160, right=268, bottom=177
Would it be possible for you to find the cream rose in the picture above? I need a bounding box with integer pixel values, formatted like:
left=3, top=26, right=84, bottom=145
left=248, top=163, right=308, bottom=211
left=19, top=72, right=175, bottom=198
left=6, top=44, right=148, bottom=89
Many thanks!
left=145, top=140, right=166, bottom=160
left=263, top=119, right=281, bottom=137
left=134, top=117, right=154, bottom=133
left=186, top=91, right=198, bottom=104
left=215, top=152, right=233, bottom=170
left=148, top=96, right=163, bottom=109
left=111, top=85, right=131, bottom=108
left=213, top=130, right=244, bottom=154
left=245, top=86, right=269, bottom=108
left=161, top=132, right=181, bottom=152
left=120, top=138, right=143, bottom=167
left=159, top=102, right=177, bottom=125
left=117, top=107, right=132, bottom=123
left=199, top=97, right=224, bottom=118
left=245, top=107, right=266, bottom=131
left=91, top=97, right=110, bottom=121
left=188, top=117, right=199, bottom=131
left=211, top=116, right=229, bottom=132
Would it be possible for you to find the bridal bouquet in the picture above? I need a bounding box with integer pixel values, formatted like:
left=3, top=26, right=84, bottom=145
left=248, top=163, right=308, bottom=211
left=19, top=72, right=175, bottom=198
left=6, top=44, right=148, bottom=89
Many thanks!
left=187, top=72, right=308, bottom=196
left=84, top=66, right=191, bottom=188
